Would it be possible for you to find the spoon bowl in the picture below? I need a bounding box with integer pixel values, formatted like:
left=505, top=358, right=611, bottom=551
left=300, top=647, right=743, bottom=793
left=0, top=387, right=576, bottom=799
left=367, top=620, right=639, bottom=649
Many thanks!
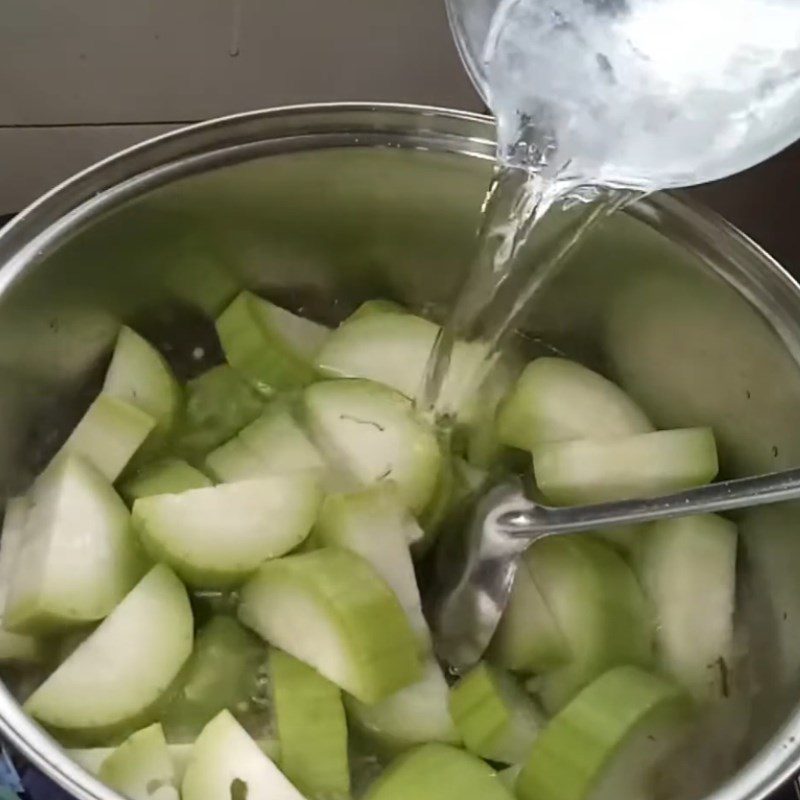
left=431, top=465, right=800, bottom=670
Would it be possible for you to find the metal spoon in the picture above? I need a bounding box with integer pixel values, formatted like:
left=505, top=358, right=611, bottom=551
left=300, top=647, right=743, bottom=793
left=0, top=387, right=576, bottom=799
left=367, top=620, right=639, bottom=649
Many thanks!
left=431, top=467, right=800, bottom=671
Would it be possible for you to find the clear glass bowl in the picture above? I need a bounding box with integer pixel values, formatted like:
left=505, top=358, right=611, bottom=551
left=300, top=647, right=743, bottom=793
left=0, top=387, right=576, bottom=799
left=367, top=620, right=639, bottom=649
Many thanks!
left=445, top=0, right=800, bottom=189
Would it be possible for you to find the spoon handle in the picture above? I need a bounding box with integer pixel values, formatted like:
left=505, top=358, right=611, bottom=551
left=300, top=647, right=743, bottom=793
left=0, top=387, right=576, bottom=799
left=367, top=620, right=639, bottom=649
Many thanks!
left=498, top=467, right=800, bottom=538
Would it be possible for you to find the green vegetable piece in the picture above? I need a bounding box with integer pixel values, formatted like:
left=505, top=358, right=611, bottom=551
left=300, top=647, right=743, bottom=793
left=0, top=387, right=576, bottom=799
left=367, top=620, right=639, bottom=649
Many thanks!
left=58, top=395, right=155, bottom=482
left=363, top=743, right=514, bottom=800
left=24, top=565, right=193, bottom=741
left=450, top=662, right=543, bottom=764
left=216, top=291, right=329, bottom=392
left=638, top=514, right=737, bottom=702
left=0, top=498, right=45, bottom=662
left=533, top=427, right=719, bottom=505
left=133, top=472, right=322, bottom=588
left=316, top=308, right=486, bottom=420
left=99, top=723, right=178, bottom=800
left=174, top=364, right=266, bottom=460
left=304, top=379, right=442, bottom=515
left=119, top=458, right=211, bottom=503
left=239, top=548, right=422, bottom=703
left=489, top=554, right=569, bottom=673
left=496, top=358, right=652, bottom=452
left=103, top=326, right=182, bottom=456
left=161, top=616, right=265, bottom=742
left=347, top=299, right=407, bottom=322
left=315, top=483, right=429, bottom=648
left=70, top=740, right=272, bottom=783
left=6, top=455, right=143, bottom=635
left=346, top=658, right=460, bottom=753
left=206, top=403, right=325, bottom=483
left=271, top=648, right=349, bottom=800
left=182, top=710, right=304, bottom=800
left=498, top=765, right=522, bottom=790
left=526, top=536, right=652, bottom=713
left=516, top=666, right=692, bottom=800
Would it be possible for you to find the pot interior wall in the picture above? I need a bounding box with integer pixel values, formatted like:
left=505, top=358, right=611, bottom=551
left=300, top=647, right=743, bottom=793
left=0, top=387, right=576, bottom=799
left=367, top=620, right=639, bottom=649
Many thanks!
left=2, top=143, right=800, bottom=797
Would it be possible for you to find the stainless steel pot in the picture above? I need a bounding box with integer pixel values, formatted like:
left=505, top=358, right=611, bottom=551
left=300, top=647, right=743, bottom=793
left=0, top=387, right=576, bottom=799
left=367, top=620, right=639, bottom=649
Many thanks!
left=1, top=103, right=800, bottom=800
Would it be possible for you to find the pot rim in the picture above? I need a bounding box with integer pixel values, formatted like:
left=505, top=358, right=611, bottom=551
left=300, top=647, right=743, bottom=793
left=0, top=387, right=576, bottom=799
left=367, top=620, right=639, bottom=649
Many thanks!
left=0, top=101, right=799, bottom=800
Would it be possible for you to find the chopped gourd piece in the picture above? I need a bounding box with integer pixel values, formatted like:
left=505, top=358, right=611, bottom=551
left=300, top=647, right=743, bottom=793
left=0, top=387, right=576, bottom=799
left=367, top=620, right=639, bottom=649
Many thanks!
left=533, top=427, right=719, bottom=505
left=525, top=536, right=653, bottom=713
left=450, top=662, right=543, bottom=764
left=489, top=556, right=569, bottom=673
left=58, top=395, right=155, bottom=481
left=0, top=498, right=44, bottom=662
left=345, top=658, right=459, bottom=752
left=363, top=743, right=515, bottom=800
left=316, top=307, right=487, bottom=420
left=103, top=326, right=182, bottom=454
left=270, top=648, right=349, bottom=800
left=216, top=291, right=329, bottom=392
left=173, top=364, right=266, bottom=460
left=239, top=548, right=421, bottom=703
left=161, top=616, right=265, bottom=742
left=69, top=741, right=278, bottom=784
left=638, top=514, right=737, bottom=702
left=182, top=710, right=305, bottom=800
left=204, top=438, right=268, bottom=484
left=315, top=484, right=430, bottom=648
left=348, top=299, right=407, bottom=321
left=6, top=455, right=143, bottom=635
left=304, top=379, right=441, bottom=515
left=206, top=404, right=325, bottom=483
left=133, top=473, right=322, bottom=588
left=119, top=458, right=211, bottom=503
left=24, top=565, right=193, bottom=740
left=99, top=723, right=178, bottom=800
left=496, top=358, right=652, bottom=452
left=516, top=667, right=692, bottom=800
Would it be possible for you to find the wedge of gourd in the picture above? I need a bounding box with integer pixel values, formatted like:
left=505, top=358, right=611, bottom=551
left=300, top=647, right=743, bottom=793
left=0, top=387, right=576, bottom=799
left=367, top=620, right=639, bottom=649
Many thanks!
left=161, top=616, right=265, bottom=742
left=206, top=403, right=325, bottom=483
left=315, top=306, right=487, bottom=420
left=315, top=483, right=429, bottom=648
left=496, top=357, right=653, bottom=452
left=304, top=379, right=441, bottom=515
left=532, top=428, right=719, bottom=505
left=239, top=548, right=421, bottom=703
left=24, top=564, right=193, bottom=739
left=103, top=326, right=182, bottom=454
left=216, top=291, right=329, bottom=392
left=133, top=473, right=322, bottom=588
left=345, top=658, right=459, bottom=752
left=270, top=648, right=349, bottom=800
left=5, top=455, right=143, bottom=635
left=98, top=723, right=178, bottom=800
left=525, top=536, right=653, bottom=713
left=58, top=395, right=155, bottom=482
left=450, top=663, right=543, bottom=764
left=119, top=458, right=211, bottom=503
left=0, top=498, right=44, bottom=662
left=182, top=710, right=306, bottom=800
left=489, top=555, right=569, bottom=673
left=638, top=514, right=737, bottom=702
left=363, top=743, right=515, bottom=800
left=516, top=667, right=692, bottom=800
left=173, top=364, right=266, bottom=461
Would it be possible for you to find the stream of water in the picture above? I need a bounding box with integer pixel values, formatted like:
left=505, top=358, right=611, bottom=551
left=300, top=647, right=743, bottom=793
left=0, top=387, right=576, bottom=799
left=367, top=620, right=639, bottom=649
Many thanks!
left=417, top=167, right=632, bottom=421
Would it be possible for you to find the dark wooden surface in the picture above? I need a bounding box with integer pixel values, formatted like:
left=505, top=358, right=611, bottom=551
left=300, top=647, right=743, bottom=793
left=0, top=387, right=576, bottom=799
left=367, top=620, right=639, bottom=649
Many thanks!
left=689, top=142, right=800, bottom=277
